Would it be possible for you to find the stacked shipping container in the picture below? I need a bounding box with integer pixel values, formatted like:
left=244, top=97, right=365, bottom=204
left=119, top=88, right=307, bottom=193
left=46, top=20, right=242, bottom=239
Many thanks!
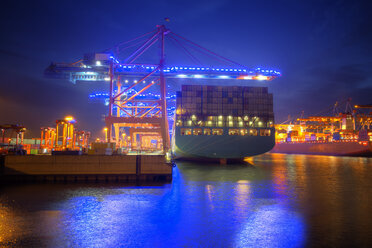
left=176, top=85, right=274, bottom=128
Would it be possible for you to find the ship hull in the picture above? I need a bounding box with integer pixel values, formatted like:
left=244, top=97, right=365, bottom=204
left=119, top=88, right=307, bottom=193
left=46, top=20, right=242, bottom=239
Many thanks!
left=271, top=141, right=372, bottom=157
left=172, top=127, right=275, bottom=159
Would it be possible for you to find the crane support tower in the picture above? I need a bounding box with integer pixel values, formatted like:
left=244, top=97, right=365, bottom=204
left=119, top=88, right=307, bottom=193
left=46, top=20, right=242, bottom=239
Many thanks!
left=105, top=25, right=171, bottom=153
left=53, top=116, right=90, bottom=151
left=40, top=127, right=56, bottom=150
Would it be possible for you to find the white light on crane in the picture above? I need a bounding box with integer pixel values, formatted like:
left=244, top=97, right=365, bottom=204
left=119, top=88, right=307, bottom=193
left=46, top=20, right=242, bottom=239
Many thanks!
left=193, top=74, right=204, bottom=78
left=256, top=75, right=268, bottom=81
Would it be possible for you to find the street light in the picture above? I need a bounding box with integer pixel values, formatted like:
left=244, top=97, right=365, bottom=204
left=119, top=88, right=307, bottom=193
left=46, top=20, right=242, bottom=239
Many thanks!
left=103, top=127, right=108, bottom=142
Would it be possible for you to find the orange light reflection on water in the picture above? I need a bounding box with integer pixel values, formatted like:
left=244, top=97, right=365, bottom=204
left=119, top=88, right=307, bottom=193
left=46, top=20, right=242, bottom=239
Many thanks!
left=271, top=154, right=289, bottom=198
left=0, top=205, right=20, bottom=245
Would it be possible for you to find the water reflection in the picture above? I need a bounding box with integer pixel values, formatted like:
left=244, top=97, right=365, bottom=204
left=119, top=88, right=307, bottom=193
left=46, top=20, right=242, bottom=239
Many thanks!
left=0, top=205, right=19, bottom=246
left=272, top=158, right=289, bottom=199
left=234, top=204, right=304, bottom=248
left=233, top=180, right=251, bottom=219
left=0, top=154, right=371, bottom=247
left=205, top=184, right=215, bottom=211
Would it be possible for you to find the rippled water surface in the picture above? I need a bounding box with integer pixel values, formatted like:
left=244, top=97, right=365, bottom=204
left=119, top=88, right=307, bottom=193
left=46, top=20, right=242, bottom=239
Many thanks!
left=1, top=154, right=371, bottom=247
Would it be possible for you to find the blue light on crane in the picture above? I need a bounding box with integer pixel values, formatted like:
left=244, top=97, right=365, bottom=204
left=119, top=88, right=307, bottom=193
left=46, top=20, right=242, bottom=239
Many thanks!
left=105, top=56, right=281, bottom=79
left=89, top=90, right=177, bottom=120
left=89, top=92, right=176, bottom=100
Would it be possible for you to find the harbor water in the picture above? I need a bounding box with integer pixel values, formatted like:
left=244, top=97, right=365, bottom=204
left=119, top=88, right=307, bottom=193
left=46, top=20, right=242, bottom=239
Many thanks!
left=0, top=153, right=371, bottom=247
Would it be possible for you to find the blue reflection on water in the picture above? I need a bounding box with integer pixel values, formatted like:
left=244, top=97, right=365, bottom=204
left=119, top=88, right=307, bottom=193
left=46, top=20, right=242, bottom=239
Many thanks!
left=234, top=204, right=305, bottom=248
left=61, top=165, right=305, bottom=247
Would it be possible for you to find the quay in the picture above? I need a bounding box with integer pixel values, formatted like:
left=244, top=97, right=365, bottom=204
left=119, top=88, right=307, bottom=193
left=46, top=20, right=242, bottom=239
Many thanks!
left=0, top=154, right=173, bottom=183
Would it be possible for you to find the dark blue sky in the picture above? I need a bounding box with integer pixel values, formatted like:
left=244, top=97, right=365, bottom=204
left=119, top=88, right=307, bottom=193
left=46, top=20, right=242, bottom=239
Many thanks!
left=0, top=0, right=371, bottom=137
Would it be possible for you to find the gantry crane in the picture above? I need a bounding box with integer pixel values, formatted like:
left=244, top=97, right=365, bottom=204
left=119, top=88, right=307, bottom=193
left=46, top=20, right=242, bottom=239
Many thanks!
left=0, top=124, right=26, bottom=145
left=45, top=25, right=280, bottom=153
left=0, top=124, right=26, bottom=155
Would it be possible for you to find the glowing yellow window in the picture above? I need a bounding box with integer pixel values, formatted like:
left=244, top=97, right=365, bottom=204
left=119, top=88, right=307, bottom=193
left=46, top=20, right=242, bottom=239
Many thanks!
left=260, top=129, right=271, bottom=136
left=249, top=129, right=257, bottom=136
left=240, top=129, right=248, bottom=136
left=228, top=129, right=240, bottom=135
left=212, top=129, right=223, bottom=135
left=181, top=128, right=192, bottom=136
left=193, top=128, right=202, bottom=135
left=204, top=128, right=211, bottom=135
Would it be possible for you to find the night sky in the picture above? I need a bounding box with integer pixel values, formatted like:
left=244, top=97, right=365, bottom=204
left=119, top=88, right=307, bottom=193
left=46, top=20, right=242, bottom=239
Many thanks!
left=0, top=0, right=371, bottom=138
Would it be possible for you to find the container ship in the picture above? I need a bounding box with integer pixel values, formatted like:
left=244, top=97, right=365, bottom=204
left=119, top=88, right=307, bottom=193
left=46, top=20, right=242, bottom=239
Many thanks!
left=271, top=104, right=372, bottom=156
left=171, top=85, right=275, bottom=161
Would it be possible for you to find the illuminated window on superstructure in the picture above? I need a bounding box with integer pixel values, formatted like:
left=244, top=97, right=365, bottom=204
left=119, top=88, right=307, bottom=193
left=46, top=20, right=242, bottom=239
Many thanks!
left=249, top=129, right=258, bottom=136
left=206, top=120, right=213, bottom=127
left=181, top=128, right=192, bottom=136
left=176, top=120, right=183, bottom=126
left=212, top=129, right=223, bottom=135
left=186, top=120, right=193, bottom=127
left=260, top=129, right=271, bottom=136
left=204, top=128, right=211, bottom=135
left=240, top=129, right=248, bottom=136
left=228, top=129, right=240, bottom=135
left=193, top=128, right=202, bottom=135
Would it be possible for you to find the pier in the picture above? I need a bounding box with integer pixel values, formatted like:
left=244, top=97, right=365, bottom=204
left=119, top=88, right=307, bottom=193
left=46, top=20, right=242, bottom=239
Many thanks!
left=0, top=154, right=172, bottom=183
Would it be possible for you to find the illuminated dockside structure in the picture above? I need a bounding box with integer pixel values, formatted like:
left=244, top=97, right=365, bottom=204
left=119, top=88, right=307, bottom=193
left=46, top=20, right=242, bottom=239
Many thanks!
left=172, top=85, right=275, bottom=159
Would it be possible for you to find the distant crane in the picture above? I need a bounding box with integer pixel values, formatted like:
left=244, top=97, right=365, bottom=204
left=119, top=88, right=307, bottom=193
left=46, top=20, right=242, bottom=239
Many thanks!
left=45, top=25, right=280, bottom=153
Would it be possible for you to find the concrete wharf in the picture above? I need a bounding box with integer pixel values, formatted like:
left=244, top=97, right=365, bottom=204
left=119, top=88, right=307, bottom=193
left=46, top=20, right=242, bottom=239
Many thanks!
left=0, top=154, right=173, bottom=183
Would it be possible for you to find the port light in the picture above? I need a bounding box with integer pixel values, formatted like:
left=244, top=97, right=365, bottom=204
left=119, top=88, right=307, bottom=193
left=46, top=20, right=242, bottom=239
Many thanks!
left=65, top=116, right=75, bottom=122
